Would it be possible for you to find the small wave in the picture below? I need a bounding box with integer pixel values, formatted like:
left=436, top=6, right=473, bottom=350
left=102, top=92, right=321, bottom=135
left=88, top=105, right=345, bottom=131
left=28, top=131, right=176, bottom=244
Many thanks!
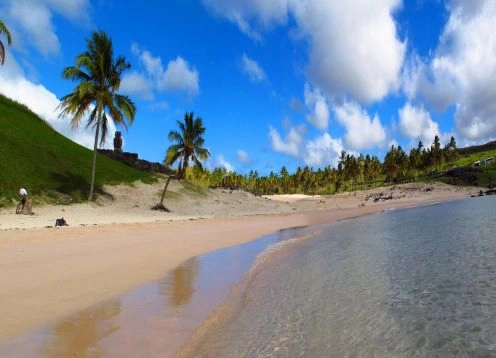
left=249, top=230, right=321, bottom=274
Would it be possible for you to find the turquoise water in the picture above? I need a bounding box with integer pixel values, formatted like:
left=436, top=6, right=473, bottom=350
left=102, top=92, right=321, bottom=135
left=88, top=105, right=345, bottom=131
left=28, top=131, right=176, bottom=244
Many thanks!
left=180, top=197, right=496, bottom=357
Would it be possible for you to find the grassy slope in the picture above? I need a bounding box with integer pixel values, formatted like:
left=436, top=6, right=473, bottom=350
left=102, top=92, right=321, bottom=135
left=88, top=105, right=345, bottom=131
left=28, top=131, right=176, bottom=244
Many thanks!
left=451, top=146, right=496, bottom=187
left=0, top=94, right=156, bottom=206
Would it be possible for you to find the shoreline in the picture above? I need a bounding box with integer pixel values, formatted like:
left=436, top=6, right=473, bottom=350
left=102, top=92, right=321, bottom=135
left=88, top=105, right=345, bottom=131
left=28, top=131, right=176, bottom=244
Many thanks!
left=0, top=182, right=476, bottom=346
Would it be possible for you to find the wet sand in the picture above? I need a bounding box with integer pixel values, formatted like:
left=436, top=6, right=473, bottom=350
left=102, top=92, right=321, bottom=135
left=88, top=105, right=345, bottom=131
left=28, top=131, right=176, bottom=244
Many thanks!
left=1, top=226, right=317, bottom=357
left=0, top=182, right=475, bottom=355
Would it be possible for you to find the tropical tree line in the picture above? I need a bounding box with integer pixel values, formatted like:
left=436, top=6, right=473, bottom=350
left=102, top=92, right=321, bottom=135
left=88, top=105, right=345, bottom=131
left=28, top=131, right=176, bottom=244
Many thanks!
left=185, top=135, right=459, bottom=196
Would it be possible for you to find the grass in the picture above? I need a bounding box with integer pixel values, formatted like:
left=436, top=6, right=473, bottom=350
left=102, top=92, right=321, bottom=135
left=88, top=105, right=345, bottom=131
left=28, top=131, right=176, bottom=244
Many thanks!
left=437, top=148, right=496, bottom=187
left=0, top=94, right=156, bottom=206
left=179, top=182, right=209, bottom=197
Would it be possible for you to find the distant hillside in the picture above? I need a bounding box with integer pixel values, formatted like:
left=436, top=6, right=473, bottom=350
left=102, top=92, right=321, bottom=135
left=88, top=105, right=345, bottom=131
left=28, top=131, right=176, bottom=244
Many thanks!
left=0, top=94, right=156, bottom=206
left=458, top=141, right=496, bottom=156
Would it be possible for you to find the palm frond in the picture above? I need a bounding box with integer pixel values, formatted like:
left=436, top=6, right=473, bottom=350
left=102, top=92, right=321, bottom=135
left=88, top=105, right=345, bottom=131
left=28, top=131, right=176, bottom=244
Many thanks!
left=0, top=20, right=12, bottom=45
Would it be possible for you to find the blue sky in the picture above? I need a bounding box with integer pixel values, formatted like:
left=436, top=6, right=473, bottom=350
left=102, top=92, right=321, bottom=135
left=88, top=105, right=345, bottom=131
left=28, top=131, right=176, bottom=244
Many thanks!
left=1, top=0, right=495, bottom=175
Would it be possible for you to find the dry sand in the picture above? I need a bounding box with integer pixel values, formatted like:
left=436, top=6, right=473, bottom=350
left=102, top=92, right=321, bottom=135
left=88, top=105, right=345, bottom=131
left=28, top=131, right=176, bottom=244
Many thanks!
left=0, top=180, right=476, bottom=345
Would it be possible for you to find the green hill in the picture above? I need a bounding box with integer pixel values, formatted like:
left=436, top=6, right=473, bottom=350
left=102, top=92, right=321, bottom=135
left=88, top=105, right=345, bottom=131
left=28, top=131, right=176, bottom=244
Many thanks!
left=0, top=94, right=156, bottom=206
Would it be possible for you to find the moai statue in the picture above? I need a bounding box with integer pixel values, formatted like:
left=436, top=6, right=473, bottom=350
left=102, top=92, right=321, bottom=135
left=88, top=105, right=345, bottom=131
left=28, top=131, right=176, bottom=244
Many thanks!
left=113, top=131, right=123, bottom=152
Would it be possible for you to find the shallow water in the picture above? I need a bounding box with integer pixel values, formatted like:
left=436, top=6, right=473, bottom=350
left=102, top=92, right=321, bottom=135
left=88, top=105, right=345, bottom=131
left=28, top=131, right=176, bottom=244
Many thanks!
left=180, top=197, right=496, bottom=357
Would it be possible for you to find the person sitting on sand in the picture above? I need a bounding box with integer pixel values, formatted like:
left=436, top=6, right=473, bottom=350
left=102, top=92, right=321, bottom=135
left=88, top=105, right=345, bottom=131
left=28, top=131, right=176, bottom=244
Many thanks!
left=19, top=187, right=28, bottom=207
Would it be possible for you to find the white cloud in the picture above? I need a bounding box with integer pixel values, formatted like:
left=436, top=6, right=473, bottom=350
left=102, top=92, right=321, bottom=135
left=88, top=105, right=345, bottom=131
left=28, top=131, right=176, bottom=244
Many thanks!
left=158, top=56, right=200, bottom=98
left=202, top=0, right=289, bottom=41
left=136, top=46, right=165, bottom=79
left=1, top=0, right=91, bottom=57
left=398, top=103, right=440, bottom=145
left=240, top=53, right=267, bottom=83
left=121, top=72, right=154, bottom=100
left=404, top=0, right=496, bottom=142
left=333, top=101, right=387, bottom=151
left=203, top=0, right=405, bottom=103
left=215, top=154, right=235, bottom=172
left=304, top=83, right=329, bottom=131
left=268, top=125, right=304, bottom=157
left=236, top=149, right=252, bottom=165
left=9, top=1, right=60, bottom=57
left=293, top=0, right=405, bottom=103
left=303, top=133, right=343, bottom=167
left=130, top=45, right=201, bottom=100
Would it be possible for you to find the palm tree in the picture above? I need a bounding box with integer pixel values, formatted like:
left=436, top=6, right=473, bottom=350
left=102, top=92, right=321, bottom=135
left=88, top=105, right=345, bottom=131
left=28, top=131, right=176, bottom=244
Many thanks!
left=0, top=19, right=12, bottom=65
left=58, top=30, right=136, bottom=200
left=165, top=112, right=210, bottom=180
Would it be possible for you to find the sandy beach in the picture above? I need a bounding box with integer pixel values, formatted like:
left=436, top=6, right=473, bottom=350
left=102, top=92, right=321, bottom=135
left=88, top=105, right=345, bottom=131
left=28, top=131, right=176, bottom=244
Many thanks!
left=0, top=180, right=476, bottom=351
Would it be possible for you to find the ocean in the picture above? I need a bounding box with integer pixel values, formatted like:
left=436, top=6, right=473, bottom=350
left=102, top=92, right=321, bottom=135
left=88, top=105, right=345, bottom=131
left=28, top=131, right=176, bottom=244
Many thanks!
left=2, top=196, right=495, bottom=357
left=180, top=196, right=496, bottom=357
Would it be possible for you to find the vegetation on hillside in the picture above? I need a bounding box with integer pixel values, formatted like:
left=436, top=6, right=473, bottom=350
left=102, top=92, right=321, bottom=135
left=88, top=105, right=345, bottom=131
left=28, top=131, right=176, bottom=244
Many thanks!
left=0, top=94, right=155, bottom=207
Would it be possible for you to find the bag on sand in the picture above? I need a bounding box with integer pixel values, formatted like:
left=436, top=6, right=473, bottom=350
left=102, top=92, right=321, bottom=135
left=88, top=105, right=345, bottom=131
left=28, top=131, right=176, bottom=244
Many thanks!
left=55, top=218, right=68, bottom=226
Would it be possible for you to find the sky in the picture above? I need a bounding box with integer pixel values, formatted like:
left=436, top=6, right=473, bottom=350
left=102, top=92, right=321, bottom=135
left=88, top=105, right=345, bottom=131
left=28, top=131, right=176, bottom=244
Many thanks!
left=1, top=0, right=495, bottom=175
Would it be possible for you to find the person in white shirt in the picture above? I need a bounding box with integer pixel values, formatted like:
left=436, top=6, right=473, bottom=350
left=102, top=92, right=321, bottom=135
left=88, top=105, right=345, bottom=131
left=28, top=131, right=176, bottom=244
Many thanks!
left=19, top=187, right=28, bottom=206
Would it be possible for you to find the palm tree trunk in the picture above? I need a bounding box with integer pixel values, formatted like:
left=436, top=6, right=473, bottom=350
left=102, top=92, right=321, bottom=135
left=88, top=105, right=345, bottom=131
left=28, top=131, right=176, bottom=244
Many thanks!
left=88, top=115, right=101, bottom=201
left=159, top=175, right=173, bottom=205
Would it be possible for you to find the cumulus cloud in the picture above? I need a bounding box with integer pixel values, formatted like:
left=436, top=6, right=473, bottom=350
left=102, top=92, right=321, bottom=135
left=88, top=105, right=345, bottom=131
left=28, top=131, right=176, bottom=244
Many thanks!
left=240, top=53, right=267, bottom=83
left=398, top=103, right=440, bottom=144
left=404, top=0, right=496, bottom=142
left=304, top=83, right=329, bottom=131
left=1, top=0, right=91, bottom=57
left=121, top=72, right=154, bottom=100
left=293, top=0, right=405, bottom=103
left=132, top=44, right=165, bottom=79
left=130, top=45, right=201, bottom=100
left=268, top=125, right=304, bottom=157
left=236, top=149, right=253, bottom=165
left=202, top=0, right=289, bottom=41
left=203, top=0, right=405, bottom=103
left=333, top=101, right=387, bottom=151
left=158, top=56, right=200, bottom=98
left=303, top=133, right=343, bottom=167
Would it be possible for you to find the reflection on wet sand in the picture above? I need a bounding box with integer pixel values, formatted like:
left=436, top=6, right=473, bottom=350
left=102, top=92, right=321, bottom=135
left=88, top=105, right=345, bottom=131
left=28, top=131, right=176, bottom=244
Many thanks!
left=44, top=301, right=121, bottom=357
left=41, top=259, right=201, bottom=356
left=163, top=257, right=199, bottom=307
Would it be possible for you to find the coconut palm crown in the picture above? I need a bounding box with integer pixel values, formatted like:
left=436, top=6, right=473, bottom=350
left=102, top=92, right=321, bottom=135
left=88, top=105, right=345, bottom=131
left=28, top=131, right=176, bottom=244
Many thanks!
left=0, top=19, right=12, bottom=65
left=165, top=112, right=210, bottom=179
left=58, top=30, right=136, bottom=200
